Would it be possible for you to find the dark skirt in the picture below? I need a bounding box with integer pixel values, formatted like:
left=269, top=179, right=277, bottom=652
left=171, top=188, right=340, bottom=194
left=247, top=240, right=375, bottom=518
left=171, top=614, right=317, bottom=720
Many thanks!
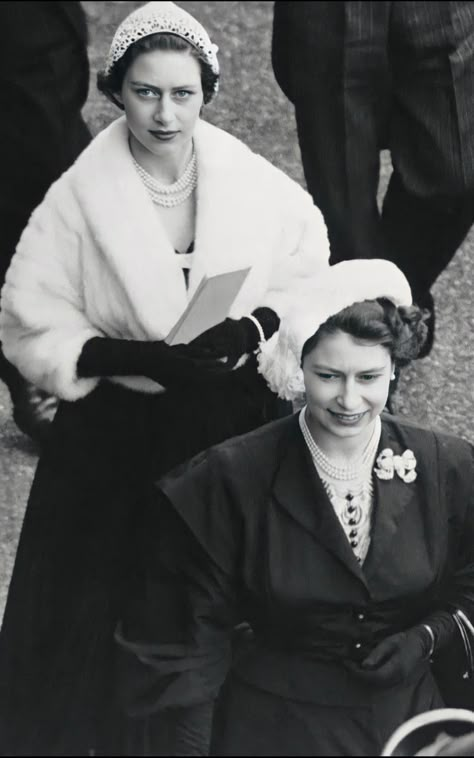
left=211, top=669, right=444, bottom=757
left=0, top=362, right=286, bottom=756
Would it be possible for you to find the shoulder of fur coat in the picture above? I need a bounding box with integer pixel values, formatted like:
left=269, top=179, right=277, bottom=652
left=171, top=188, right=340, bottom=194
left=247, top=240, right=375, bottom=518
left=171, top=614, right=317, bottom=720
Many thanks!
left=18, top=116, right=321, bottom=253
left=0, top=116, right=329, bottom=401
left=50, top=114, right=317, bottom=209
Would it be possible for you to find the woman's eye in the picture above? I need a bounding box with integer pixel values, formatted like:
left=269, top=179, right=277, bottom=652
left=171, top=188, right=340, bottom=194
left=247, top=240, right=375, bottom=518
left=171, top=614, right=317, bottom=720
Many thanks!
left=316, top=373, right=337, bottom=380
left=359, top=374, right=379, bottom=382
left=135, top=88, right=157, bottom=98
left=174, top=90, right=192, bottom=99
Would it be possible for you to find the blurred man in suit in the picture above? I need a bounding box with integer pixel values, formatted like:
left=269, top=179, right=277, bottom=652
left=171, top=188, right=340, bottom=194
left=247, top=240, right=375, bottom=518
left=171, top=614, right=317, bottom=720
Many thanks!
left=273, top=1, right=474, bottom=356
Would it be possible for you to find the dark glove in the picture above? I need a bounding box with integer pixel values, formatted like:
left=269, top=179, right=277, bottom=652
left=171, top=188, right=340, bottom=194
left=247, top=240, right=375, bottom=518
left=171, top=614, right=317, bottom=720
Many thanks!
left=143, top=342, right=232, bottom=387
left=347, top=612, right=457, bottom=689
left=77, top=337, right=230, bottom=388
left=190, top=307, right=280, bottom=367
left=347, top=627, right=432, bottom=688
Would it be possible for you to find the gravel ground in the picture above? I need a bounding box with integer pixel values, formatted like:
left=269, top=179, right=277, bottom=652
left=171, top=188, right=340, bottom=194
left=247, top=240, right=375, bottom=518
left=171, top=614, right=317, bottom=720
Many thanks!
left=0, top=0, right=473, bottom=619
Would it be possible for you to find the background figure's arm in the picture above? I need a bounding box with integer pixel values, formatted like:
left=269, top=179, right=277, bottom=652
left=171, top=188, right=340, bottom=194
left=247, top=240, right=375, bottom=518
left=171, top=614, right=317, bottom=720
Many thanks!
left=272, top=1, right=296, bottom=103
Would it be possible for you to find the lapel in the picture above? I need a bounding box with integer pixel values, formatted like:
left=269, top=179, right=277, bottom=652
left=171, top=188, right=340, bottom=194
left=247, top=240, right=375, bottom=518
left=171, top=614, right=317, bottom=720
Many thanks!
left=363, top=417, right=419, bottom=582
left=272, top=416, right=369, bottom=589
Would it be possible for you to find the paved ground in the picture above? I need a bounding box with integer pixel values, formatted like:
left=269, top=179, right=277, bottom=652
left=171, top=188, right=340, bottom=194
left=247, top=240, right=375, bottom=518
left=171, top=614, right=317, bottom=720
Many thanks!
left=1, top=1, right=473, bottom=619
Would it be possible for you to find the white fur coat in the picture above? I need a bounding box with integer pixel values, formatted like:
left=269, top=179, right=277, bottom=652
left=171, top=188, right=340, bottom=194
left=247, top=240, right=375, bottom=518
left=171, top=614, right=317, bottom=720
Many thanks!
left=0, top=116, right=330, bottom=401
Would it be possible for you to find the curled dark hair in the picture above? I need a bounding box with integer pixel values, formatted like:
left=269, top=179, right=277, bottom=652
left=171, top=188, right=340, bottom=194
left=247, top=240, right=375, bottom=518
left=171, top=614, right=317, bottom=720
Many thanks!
left=301, top=298, right=428, bottom=368
left=97, top=33, right=218, bottom=108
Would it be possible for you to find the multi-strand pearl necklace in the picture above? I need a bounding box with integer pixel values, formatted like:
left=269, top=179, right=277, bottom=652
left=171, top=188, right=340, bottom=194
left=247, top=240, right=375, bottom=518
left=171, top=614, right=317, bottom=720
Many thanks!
left=299, top=409, right=381, bottom=562
left=131, top=149, right=198, bottom=208
left=299, top=411, right=381, bottom=481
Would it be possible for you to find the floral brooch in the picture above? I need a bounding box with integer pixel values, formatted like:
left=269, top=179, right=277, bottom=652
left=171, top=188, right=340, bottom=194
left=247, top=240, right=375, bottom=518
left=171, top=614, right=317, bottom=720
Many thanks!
left=374, top=448, right=417, bottom=483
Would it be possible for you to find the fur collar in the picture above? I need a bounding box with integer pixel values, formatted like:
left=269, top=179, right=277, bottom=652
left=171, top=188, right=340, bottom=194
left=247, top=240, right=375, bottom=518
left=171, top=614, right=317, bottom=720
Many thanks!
left=69, top=116, right=280, bottom=336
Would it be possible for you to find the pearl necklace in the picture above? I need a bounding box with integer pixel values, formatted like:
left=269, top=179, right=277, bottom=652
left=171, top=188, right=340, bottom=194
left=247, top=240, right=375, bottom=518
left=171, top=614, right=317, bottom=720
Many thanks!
left=299, top=410, right=381, bottom=481
left=131, top=149, right=198, bottom=208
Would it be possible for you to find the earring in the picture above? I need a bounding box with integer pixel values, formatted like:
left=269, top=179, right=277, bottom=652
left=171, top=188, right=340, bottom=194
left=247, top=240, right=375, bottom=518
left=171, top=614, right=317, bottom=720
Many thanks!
left=391, top=371, right=396, bottom=381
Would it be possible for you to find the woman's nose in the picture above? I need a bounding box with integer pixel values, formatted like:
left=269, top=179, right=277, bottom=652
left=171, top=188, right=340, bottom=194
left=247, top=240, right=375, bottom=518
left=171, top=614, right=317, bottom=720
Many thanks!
left=154, top=96, right=173, bottom=125
left=337, top=381, right=361, bottom=410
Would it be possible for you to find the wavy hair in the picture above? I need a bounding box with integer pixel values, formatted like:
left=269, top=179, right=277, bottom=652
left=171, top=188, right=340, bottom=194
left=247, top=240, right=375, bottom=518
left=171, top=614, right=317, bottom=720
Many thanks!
left=301, top=298, right=428, bottom=367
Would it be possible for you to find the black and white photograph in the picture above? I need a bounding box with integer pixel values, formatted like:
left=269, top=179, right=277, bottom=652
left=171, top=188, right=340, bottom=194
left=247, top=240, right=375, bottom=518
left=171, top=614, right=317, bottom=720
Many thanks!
left=0, top=1, right=473, bottom=755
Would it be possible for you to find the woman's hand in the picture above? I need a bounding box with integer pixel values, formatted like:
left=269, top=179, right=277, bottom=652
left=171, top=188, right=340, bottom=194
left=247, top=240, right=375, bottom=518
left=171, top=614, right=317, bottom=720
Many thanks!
left=77, top=336, right=230, bottom=387
left=347, top=627, right=431, bottom=688
left=144, top=342, right=231, bottom=387
left=190, top=308, right=280, bottom=367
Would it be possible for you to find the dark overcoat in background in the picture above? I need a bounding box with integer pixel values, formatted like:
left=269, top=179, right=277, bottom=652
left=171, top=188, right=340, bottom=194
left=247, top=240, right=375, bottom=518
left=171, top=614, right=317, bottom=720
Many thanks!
left=0, top=1, right=91, bottom=281
left=0, top=367, right=282, bottom=756
left=118, top=413, right=474, bottom=756
left=0, top=1, right=91, bottom=387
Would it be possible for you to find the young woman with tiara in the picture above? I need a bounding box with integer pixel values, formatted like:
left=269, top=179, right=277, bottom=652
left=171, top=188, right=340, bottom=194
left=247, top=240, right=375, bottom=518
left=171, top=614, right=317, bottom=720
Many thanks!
left=0, top=2, right=329, bottom=754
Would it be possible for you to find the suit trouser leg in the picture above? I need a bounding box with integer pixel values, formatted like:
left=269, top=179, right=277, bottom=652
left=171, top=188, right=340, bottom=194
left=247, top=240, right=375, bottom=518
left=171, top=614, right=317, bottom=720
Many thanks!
left=381, top=0, right=474, bottom=300
left=291, top=1, right=474, bottom=291
left=381, top=176, right=474, bottom=301
left=293, top=2, right=392, bottom=264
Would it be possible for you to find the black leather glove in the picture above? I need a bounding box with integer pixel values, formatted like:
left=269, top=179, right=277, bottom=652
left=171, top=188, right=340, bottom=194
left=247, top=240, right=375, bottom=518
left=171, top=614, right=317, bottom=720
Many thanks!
left=190, top=307, right=280, bottom=367
left=347, top=612, right=456, bottom=689
left=347, top=627, right=431, bottom=688
left=348, top=611, right=456, bottom=687
left=77, top=337, right=230, bottom=388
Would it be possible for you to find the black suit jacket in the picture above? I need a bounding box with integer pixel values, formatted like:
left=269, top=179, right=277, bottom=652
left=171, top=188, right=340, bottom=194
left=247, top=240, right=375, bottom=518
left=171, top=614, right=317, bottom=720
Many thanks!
left=272, top=0, right=474, bottom=182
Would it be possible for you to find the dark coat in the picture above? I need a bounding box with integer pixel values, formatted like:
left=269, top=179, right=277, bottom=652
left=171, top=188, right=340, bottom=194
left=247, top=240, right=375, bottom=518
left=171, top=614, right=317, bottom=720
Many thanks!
left=0, top=1, right=91, bottom=277
left=118, top=413, right=474, bottom=755
left=0, top=367, right=284, bottom=756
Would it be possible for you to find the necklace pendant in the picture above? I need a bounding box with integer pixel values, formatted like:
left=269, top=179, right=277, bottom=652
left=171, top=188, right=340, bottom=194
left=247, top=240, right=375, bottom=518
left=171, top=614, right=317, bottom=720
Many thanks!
left=342, top=502, right=363, bottom=526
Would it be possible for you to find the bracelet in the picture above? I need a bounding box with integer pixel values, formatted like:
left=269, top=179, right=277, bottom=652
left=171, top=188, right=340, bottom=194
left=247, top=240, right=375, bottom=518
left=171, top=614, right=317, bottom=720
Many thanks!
left=422, top=624, right=436, bottom=659
left=456, top=608, right=474, bottom=637
left=246, top=314, right=266, bottom=345
left=452, top=610, right=474, bottom=679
